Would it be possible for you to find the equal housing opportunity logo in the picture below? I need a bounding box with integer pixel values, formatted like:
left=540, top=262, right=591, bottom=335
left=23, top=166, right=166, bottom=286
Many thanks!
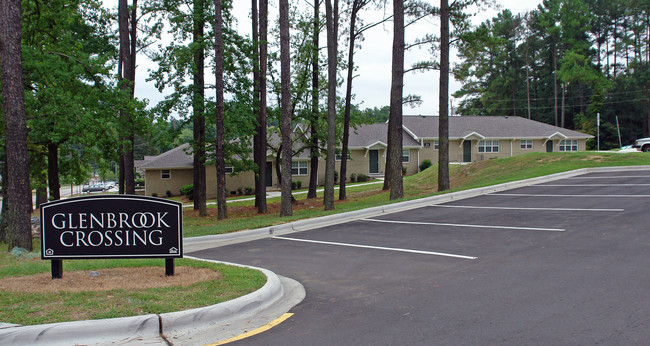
left=41, top=195, right=183, bottom=259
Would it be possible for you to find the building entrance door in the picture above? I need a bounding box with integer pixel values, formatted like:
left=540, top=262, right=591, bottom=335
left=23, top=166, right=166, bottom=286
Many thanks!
left=546, top=141, right=554, bottom=152
left=463, top=141, right=472, bottom=162
left=369, top=150, right=379, bottom=174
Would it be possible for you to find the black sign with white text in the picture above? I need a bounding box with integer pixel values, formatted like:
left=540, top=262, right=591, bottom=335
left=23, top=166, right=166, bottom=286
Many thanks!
left=40, top=195, right=183, bottom=259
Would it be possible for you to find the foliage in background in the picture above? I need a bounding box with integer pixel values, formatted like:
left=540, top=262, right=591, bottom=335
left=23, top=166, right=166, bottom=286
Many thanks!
left=454, top=0, right=650, bottom=149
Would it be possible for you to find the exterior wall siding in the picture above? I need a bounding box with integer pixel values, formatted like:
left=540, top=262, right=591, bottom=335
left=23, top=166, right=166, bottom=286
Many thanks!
left=143, top=138, right=589, bottom=197
left=144, top=168, right=193, bottom=198
left=145, top=167, right=257, bottom=199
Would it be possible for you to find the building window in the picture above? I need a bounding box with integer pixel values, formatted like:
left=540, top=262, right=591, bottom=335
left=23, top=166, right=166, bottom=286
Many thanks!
left=559, top=140, right=578, bottom=152
left=434, top=140, right=439, bottom=150
left=478, top=140, right=499, bottom=153
left=402, top=150, right=410, bottom=163
left=161, top=169, right=171, bottom=179
left=225, top=165, right=233, bottom=174
left=291, top=161, right=308, bottom=175
left=521, top=140, right=533, bottom=149
left=335, top=152, right=351, bottom=161
left=424, top=142, right=431, bottom=148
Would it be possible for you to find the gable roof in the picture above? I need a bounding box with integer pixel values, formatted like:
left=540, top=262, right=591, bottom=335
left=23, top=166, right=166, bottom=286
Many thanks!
left=138, top=143, right=193, bottom=169
left=347, top=123, right=421, bottom=148
left=401, top=115, right=594, bottom=140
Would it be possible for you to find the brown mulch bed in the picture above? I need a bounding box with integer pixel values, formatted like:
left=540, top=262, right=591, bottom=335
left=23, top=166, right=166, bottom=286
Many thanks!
left=0, top=266, right=221, bottom=293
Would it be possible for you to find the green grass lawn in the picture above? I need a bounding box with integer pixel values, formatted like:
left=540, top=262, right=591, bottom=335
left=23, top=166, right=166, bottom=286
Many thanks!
left=0, top=255, right=266, bottom=325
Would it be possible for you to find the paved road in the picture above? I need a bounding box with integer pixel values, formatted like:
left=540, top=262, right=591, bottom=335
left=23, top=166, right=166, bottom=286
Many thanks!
left=190, top=170, right=650, bottom=345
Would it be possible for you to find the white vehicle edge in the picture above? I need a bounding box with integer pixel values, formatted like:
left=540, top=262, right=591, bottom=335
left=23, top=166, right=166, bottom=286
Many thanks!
left=633, top=138, right=650, bottom=152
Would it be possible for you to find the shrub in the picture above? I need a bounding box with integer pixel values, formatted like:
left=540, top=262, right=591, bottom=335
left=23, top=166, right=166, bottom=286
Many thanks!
left=151, top=193, right=158, bottom=197
left=356, top=173, right=369, bottom=182
left=402, top=166, right=407, bottom=175
left=135, top=178, right=145, bottom=188
left=419, top=159, right=433, bottom=172
left=237, top=187, right=243, bottom=195
left=334, top=170, right=339, bottom=183
left=166, top=190, right=172, bottom=197
left=244, top=186, right=254, bottom=195
left=292, top=180, right=303, bottom=190
left=350, top=173, right=357, bottom=183
left=180, top=184, right=194, bottom=200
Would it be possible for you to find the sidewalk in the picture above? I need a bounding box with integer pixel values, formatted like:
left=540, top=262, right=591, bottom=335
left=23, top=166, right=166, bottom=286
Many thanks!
left=183, top=179, right=384, bottom=208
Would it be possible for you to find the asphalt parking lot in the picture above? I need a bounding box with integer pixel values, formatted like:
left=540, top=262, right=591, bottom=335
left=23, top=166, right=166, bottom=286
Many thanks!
left=191, top=169, right=650, bottom=345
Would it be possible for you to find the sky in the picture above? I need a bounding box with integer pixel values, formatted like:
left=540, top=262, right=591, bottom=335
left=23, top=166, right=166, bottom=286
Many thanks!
left=133, top=0, right=541, bottom=117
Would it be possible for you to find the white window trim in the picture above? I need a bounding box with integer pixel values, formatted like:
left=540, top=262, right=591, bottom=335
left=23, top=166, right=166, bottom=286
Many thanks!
left=402, top=149, right=410, bottom=163
left=161, top=169, right=171, bottom=180
left=291, top=161, right=308, bottom=175
left=520, top=140, right=533, bottom=149
left=559, top=139, right=578, bottom=152
left=478, top=140, right=499, bottom=153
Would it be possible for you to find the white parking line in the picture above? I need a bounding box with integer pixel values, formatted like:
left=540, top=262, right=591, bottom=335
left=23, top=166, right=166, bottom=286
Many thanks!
left=271, top=236, right=477, bottom=260
left=430, top=205, right=624, bottom=212
left=536, top=184, right=650, bottom=187
left=493, top=193, right=650, bottom=198
left=361, top=218, right=565, bottom=232
left=568, top=176, right=650, bottom=179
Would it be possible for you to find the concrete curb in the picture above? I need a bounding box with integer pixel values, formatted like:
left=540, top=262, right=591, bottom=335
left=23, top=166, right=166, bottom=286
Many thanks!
left=184, top=165, right=650, bottom=252
left=0, top=260, right=298, bottom=346
left=159, top=259, right=283, bottom=338
left=0, top=314, right=160, bottom=346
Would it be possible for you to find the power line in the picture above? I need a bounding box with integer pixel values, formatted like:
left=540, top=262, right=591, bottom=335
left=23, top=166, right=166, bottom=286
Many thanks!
left=458, top=88, right=647, bottom=104
left=459, top=97, right=648, bottom=115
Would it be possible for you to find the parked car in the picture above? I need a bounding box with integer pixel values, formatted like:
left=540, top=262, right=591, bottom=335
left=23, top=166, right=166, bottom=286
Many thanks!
left=633, top=138, right=650, bottom=152
left=104, top=181, right=116, bottom=189
left=82, top=184, right=106, bottom=193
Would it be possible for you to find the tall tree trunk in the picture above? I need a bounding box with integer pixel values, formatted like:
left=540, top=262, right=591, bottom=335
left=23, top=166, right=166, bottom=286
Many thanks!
left=388, top=0, right=404, bottom=200
left=560, top=83, right=566, bottom=128
left=36, top=187, right=47, bottom=207
left=252, top=0, right=261, bottom=208
left=118, top=150, right=125, bottom=194
left=605, top=35, right=610, bottom=78
left=118, top=0, right=136, bottom=195
left=33, top=150, right=47, bottom=207
left=215, top=0, right=227, bottom=219
left=0, top=0, right=33, bottom=250
left=526, top=40, right=531, bottom=120
left=256, top=0, right=268, bottom=213
left=323, top=0, right=339, bottom=210
left=307, top=0, right=320, bottom=199
left=644, top=98, right=649, bottom=139
left=280, top=0, right=293, bottom=216
left=340, top=0, right=362, bottom=201
left=47, top=142, right=61, bottom=201
left=382, top=152, right=390, bottom=190
left=437, top=0, right=450, bottom=192
left=0, top=158, right=8, bottom=243
left=613, top=18, right=618, bottom=78
left=193, top=0, right=207, bottom=216
left=553, top=45, right=558, bottom=127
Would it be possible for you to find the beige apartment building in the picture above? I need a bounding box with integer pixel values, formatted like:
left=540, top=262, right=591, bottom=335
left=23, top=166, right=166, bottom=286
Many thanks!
left=139, top=115, right=593, bottom=198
